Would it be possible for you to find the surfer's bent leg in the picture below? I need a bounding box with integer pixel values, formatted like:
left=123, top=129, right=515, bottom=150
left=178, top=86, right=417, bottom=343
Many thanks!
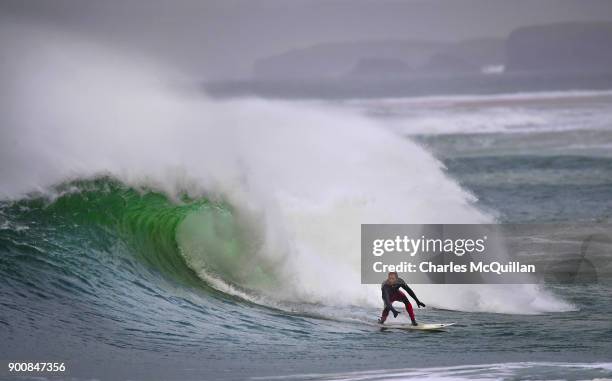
left=379, top=306, right=390, bottom=323
left=401, top=295, right=416, bottom=323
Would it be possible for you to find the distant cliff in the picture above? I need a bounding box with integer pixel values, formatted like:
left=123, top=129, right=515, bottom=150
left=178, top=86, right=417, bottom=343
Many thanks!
left=252, top=40, right=441, bottom=80
left=506, top=22, right=612, bottom=73
left=252, top=39, right=503, bottom=80
left=205, top=22, right=612, bottom=99
left=346, top=58, right=412, bottom=79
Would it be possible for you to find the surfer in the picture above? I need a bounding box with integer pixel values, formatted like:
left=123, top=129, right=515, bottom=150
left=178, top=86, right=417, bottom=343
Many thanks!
left=378, top=271, right=426, bottom=325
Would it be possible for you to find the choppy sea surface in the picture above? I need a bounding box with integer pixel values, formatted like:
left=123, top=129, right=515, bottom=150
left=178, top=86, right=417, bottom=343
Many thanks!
left=1, top=22, right=611, bottom=379
left=1, top=90, right=611, bottom=381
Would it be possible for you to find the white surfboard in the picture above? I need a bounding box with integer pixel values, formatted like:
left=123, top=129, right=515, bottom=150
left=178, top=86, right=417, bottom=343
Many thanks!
left=380, top=322, right=455, bottom=331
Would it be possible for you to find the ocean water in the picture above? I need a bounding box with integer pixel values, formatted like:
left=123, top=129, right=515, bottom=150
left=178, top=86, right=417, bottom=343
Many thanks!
left=1, top=23, right=612, bottom=380
left=348, top=91, right=612, bottom=223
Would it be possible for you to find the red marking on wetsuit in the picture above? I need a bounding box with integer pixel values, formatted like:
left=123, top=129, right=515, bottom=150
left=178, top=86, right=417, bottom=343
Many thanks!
left=380, top=291, right=415, bottom=323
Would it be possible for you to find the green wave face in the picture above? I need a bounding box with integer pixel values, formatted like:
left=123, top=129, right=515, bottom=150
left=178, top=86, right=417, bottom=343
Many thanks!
left=177, top=207, right=281, bottom=292
left=0, top=176, right=279, bottom=294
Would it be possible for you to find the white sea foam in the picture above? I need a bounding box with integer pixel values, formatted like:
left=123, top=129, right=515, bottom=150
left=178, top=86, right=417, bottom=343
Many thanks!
left=0, top=21, right=574, bottom=314
left=344, top=91, right=612, bottom=136
left=253, top=362, right=612, bottom=381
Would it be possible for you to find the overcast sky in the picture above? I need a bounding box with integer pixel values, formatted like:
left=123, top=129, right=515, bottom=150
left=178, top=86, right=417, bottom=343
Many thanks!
left=2, top=0, right=612, bottom=79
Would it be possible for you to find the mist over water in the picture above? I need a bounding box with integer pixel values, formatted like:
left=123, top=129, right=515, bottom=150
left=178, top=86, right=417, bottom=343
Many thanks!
left=0, top=21, right=574, bottom=317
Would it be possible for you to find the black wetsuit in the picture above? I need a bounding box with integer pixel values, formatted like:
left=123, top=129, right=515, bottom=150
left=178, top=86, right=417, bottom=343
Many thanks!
left=380, top=278, right=423, bottom=323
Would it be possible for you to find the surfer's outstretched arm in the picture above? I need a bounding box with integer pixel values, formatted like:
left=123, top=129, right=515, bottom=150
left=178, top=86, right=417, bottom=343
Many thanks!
left=400, top=283, right=426, bottom=308
left=382, top=287, right=399, bottom=315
